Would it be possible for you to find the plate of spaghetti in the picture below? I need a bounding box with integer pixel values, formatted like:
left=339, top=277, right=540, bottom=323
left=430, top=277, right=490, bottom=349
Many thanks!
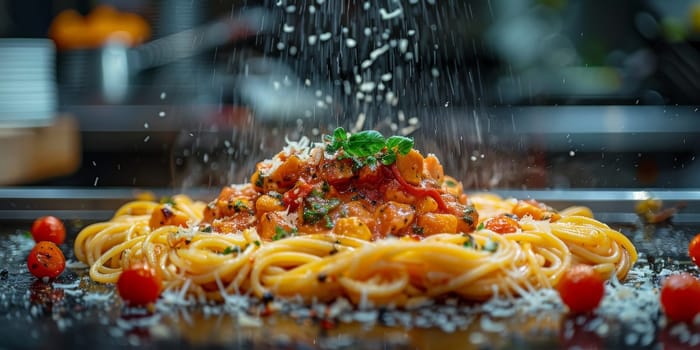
left=73, top=127, right=637, bottom=310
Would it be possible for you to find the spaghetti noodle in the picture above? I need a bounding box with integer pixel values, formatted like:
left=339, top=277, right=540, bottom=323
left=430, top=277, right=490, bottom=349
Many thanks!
left=74, top=129, right=637, bottom=306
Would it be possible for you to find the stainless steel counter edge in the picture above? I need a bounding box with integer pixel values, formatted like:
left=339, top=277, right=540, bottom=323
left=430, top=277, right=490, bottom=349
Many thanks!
left=2, top=187, right=700, bottom=223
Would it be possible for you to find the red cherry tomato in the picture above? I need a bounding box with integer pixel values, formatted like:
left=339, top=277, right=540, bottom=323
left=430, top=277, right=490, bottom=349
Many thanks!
left=27, top=241, right=66, bottom=279
left=484, top=215, right=520, bottom=234
left=117, top=263, right=163, bottom=306
left=31, top=216, right=66, bottom=245
left=660, top=273, right=700, bottom=323
left=557, top=264, right=605, bottom=314
left=689, top=234, right=700, bottom=267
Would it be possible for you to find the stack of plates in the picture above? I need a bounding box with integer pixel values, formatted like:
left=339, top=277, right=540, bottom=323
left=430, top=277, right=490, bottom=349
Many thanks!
left=0, top=39, right=57, bottom=127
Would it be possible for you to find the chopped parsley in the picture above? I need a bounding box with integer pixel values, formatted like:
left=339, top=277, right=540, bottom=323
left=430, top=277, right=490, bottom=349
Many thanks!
left=462, top=206, right=475, bottom=225
left=253, top=240, right=261, bottom=247
left=201, top=225, right=213, bottom=233
left=268, top=191, right=283, bottom=199
left=222, top=246, right=240, bottom=255
left=413, top=225, right=425, bottom=235
left=233, top=199, right=248, bottom=212
left=462, top=234, right=497, bottom=253
left=476, top=222, right=484, bottom=231
left=255, top=174, right=265, bottom=187
left=462, top=234, right=475, bottom=248
left=160, top=196, right=176, bottom=206
left=324, top=215, right=335, bottom=229
left=303, top=197, right=341, bottom=225
left=272, top=226, right=298, bottom=241
left=484, top=239, right=499, bottom=253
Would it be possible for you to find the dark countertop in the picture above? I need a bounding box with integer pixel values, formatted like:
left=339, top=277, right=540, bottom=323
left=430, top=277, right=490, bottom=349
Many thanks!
left=2, top=188, right=700, bottom=349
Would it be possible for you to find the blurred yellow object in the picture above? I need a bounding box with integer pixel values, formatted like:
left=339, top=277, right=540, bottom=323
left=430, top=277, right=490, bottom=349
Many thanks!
left=49, top=5, right=151, bottom=50
left=635, top=198, right=662, bottom=215
left=634, top=198, right=683, bottom=224
left=691, top=2, right=700, bottom=34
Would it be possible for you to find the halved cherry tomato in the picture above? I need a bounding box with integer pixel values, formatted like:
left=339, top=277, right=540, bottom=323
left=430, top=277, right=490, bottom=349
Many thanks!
left=117, top=263, right=163, bottom=306
left=688, top=233, right=700, bottom=267
left=660, top=273, right=700, bottom=323
left=27, top=241, right=66, bottom=279
left=484, top=215, right=520, bottom=234
left=557, top=264, right=605, bottom=314
left=31, top=216, right=66, bottom=245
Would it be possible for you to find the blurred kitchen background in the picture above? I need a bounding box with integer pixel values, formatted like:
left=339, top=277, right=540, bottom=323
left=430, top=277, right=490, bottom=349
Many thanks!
left=0, top=0, right=699, bottom=190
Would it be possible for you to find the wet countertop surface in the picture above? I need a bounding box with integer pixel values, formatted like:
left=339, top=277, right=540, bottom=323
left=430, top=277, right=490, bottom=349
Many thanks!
left=1, top=188, right=700, bottom=349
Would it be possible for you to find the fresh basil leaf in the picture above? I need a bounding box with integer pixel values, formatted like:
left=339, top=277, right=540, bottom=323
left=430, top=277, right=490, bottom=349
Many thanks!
left=346, top=130, right=385, bottom=157
left=333, top=127, right=348, bottom=142
left=365, top=156, right=378, bottom=169
left=380, top=152, right=396, bottom=165
left=386, top=136, right=414, bottom=155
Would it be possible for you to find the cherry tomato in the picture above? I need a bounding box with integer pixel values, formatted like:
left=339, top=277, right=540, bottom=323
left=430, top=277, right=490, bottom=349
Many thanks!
left=660, top=273, right=700, bottom=323
left=117, top=263, right=162, bottom=306
left=27, top=241, right=66, bottom=279
left=557, top=264, right=605, bottom=314
left=30, top=216, right=66, bottom=245
left=688, top=234, right=700, bottom=267
left=484, top=215, right=520, bottom=234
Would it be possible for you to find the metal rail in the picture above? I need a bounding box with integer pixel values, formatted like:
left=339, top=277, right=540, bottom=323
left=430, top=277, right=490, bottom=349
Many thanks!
left=1, top=187, right=699, bottom=222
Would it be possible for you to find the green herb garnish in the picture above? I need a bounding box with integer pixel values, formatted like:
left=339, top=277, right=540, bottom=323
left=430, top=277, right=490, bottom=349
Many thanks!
left=233, top=199, right=248, bottom=212
left=160, top=196, right=176, bottom=206
left=272, top=226, right=298, bottom=241
left=324, top=127, right=414, bottom=167
left=462, top=206, right=475, bottom=225
left=476, top=222, right=484, bottom=231
left=303, top=197, right=341, bottom=224
left=324, top=215, right=335, bottom=229
left=463, top=234, right=475, bottom=248
left=201, top=226, right=213, bottom=233
left=221, top=246, right=241, bottom=255
left=268, top=191, right=283, bottom=199
left=255, top=174, right=265, bottom=187
left=413, top=225, right=425, bottom=235
left=484, top=239, right=498, bottom=252
left=254, top=240, right=261, bottom=247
